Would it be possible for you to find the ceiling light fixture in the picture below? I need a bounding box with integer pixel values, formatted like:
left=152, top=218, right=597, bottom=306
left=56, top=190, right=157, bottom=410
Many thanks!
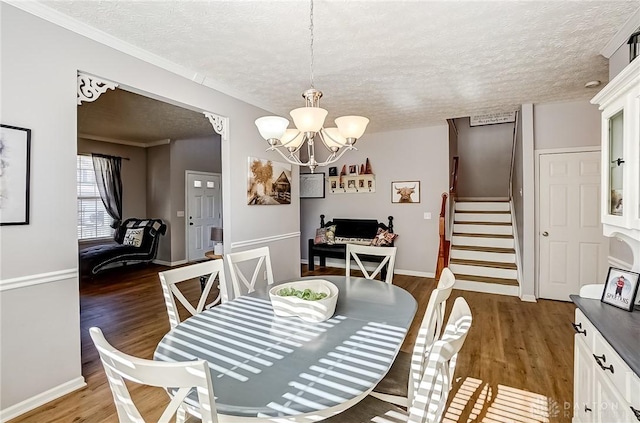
left=585, top=80, right=601, bottom=88
left=254, top=0, right=369, bottom=173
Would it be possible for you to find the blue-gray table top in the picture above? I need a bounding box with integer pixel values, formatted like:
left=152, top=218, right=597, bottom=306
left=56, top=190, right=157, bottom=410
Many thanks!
left=154, top=275, right=418, bottom=419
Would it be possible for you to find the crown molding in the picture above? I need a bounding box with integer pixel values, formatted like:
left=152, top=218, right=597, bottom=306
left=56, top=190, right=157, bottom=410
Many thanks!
left=5, top=0, right=276, bottom=114
left=601, top=7, right=640, bottom=58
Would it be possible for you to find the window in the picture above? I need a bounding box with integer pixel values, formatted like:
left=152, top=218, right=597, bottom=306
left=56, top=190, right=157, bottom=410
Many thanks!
left=77, top=155, right=112, bottom=239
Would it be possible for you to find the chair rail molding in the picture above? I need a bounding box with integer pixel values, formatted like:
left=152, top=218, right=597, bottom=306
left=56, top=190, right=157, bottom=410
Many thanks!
left=0, top=268, right=77, bottom=292
left=204, top=112, right=229, bottom=142
left=230, top=231, right=300, bottom=250
left=77, top=72, right=118, bottom=105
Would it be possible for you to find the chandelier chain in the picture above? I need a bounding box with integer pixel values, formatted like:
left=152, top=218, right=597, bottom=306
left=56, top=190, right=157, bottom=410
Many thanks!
left=309, top=0, right=314, bottom=88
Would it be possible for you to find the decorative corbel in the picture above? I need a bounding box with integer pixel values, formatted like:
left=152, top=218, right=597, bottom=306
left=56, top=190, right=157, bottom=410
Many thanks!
left=77, top=72, right=118, bottom=105
left=204, top=112, right=229, bottom=142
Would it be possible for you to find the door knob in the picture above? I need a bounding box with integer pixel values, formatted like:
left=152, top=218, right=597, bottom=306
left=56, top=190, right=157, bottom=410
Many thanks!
left=189, top=222, right=193, bottom=226
left=542, top=231, right=549, bottom=237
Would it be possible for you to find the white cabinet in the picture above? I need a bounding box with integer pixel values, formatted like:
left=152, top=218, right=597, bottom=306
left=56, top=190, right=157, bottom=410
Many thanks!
left=591, top=56, right=640, bottom=263
left=573, top=309, right=639, bottom=423
left=574, top=336, right=595, bottom=422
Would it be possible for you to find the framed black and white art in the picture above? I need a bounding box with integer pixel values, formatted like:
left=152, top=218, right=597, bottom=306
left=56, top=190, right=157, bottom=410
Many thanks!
left=0, top=124, right=31, bottom=225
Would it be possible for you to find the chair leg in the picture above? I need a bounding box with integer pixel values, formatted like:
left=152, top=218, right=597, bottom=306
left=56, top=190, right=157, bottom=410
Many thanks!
left=176, top=406, right=187, bottom=423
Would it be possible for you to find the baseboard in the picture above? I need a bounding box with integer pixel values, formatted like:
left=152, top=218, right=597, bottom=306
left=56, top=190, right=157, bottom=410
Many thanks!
left=454, top=279, right=519, bottom=297
left=153, top=259, right=187, bottom=267
left=302, top=259, right=435, bottom=278
left=520, top=294, right=537, bottom=303
left=0, top=377, right=86, bottom=422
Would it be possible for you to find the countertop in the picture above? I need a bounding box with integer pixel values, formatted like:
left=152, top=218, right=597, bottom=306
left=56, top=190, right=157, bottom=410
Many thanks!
left=571, top=295, right=640, bottom=377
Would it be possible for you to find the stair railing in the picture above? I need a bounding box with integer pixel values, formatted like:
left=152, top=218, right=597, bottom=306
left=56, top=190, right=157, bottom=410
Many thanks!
left=508, top=110, right=520, bottom=200
left=435, top=156, right=459, bottom=280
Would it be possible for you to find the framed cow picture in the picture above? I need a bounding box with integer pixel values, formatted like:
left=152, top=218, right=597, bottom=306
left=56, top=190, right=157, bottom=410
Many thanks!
left=391, top=181, right=420, bottom=203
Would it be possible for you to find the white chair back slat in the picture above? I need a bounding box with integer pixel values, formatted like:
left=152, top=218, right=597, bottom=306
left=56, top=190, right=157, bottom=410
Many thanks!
left=159, top=260, right=228, bottom=329
left=226, top=247, right=274, bottom=299
left=89, top=327, right=219, bottom=423
left=346, top=244, right=397, bottom=284
left=408, top=297, right=472, bottom=423
left=407, top=267, right=456, bottom=404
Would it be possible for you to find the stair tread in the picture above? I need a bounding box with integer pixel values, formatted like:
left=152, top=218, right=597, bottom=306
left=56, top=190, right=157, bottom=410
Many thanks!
left=455, top=210, right=511, bottom=214
left=450, top=258, right=517, bottom=269
left=454, top=221, right=512, bottom=226
left=454, top=273, right=519, bottom=286
left=451, top=245, right=516, bottom=254
left=453, top=232, right=514, bottom=239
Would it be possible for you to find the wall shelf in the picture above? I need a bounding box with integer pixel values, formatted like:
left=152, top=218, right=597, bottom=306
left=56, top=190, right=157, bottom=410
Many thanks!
left=328, top=174, right=375, bottom=194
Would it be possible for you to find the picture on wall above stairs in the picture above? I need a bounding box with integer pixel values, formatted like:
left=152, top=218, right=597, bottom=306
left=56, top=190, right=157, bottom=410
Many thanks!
left=449, top=200, right=519, bottom=297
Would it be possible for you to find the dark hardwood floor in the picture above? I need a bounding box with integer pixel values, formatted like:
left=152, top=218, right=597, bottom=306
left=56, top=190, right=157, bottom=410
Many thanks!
left=9, top=264, right=575, bottom=422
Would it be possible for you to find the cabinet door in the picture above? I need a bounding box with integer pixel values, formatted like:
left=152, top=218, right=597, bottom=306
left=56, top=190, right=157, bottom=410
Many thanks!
left=596, top=367, right=635, bottom=422
left=575, top=336, right=595, bottom=422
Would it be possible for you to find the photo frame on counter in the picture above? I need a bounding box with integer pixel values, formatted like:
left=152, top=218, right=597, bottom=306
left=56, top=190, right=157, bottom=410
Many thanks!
left=601, top=267, right=640, bottom=311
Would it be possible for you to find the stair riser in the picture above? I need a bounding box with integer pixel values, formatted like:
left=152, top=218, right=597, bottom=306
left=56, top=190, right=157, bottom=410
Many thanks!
left=450, top=249, right=515, bottom=263
left=452, top=235, right=514, bottom=249
left=450, top=264, right=517, bottom=279
left=454, top=224, right=513, bottom=235
left=455, top=202, right=510, bottom=212
left=453, top=280, right=519, bottom=297
left=454, top=213, right=511, bottom=223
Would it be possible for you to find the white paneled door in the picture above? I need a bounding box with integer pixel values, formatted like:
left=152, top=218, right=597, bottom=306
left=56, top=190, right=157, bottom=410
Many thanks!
left=538, top=151, right=608, bottom=301
left=187, top=171, right=222, bottom=262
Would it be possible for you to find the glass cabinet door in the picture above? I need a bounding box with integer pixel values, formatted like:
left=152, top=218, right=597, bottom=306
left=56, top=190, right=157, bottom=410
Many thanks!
left=608, top=110, right=624, bottom=217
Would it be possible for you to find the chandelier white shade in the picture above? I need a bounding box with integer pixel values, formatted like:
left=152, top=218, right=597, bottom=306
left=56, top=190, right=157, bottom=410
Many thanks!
left=254, top=0, right=369, bottom=173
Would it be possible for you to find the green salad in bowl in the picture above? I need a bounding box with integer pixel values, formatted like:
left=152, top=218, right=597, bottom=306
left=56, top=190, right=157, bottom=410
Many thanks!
left=277, top=287, right=328, bottom=301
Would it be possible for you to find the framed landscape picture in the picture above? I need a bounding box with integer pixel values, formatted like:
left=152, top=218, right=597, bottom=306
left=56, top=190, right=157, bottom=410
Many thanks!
left=0, top=124, right=31, bottom=225
left=601, top=267, right=640, bottom=311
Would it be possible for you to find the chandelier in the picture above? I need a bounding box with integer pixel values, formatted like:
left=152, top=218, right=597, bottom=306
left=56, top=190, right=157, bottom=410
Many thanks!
left=254, top=0, right=369, bottom=173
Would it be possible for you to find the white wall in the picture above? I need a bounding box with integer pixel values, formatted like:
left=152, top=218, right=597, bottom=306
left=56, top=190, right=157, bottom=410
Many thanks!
left=534, top=100, right=601, bottom=150
left=454, top=117, right=514, bottom=198
left=147, top=144, right=172, bottom=262
left=170, top=135, right=221, bottom=262
left=300, top=125, right=449, bottom=276
left=0, top=3, right=300, bottom=416
left=609, top=43, right=630, bottom=81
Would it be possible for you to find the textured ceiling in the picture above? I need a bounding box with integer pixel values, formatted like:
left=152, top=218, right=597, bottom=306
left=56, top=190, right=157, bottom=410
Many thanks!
left=47, top=0, right=639, bottom=135
left=78, top=89, right=214, bottom=143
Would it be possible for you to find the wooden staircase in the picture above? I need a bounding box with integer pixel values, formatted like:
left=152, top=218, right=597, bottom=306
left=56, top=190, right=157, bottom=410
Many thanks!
left=449, top=200, right=519, bottom=296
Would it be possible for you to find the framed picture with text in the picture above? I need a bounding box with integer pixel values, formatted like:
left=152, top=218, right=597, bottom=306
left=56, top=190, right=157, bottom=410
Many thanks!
left=601, top=267, right=640, bottom=311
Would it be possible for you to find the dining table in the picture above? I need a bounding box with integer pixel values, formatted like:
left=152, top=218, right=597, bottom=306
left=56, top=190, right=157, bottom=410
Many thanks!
left=154, top=275, right=418, bottom=422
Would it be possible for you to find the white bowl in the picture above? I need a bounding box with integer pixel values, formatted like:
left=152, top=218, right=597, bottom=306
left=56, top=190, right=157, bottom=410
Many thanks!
left=269, top=280, right=339, bottom=323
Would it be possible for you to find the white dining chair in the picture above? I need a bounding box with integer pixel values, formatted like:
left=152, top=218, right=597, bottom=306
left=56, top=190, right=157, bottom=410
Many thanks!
left=158, top=260, right=229, bottom=329
left=371, top=267, right=455, bottom=406
left=89, top=327, right=219, bottom=423
left=346, top=244, right=397, bottom=284
left=225, top=246, right=274, bottom=299
left=323, top=297, right=472, bottom=423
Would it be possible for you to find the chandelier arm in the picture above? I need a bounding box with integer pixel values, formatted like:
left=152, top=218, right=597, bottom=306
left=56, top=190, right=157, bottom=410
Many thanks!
left=266, top=145, right=306, bottom=166
left=315, top=145, right=358, bottom=167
